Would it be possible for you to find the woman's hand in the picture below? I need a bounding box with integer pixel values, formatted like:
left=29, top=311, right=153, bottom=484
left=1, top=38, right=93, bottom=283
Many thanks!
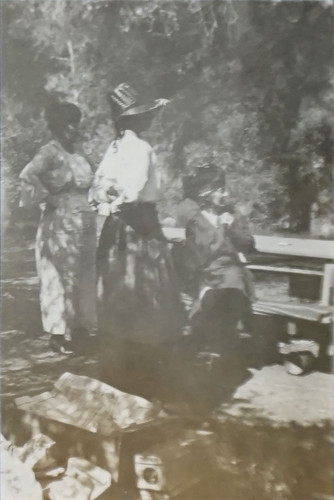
left=219, top=212, right=234, bottom=226
left=106, top=185, right=119, bottom=197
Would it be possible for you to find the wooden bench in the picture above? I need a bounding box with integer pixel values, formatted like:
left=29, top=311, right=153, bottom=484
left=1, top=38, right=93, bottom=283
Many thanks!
left=249, top=235, right=334, bottom=306
left=243, top=235, right=334, bottom=373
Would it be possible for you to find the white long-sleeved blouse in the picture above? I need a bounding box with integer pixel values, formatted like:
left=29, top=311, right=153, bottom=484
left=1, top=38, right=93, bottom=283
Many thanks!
left=89, top=130, right=160, bottom=215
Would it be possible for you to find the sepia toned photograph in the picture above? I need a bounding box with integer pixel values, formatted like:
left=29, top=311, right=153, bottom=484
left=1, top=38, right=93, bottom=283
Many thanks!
left=1, top=1, right=333, bottom=499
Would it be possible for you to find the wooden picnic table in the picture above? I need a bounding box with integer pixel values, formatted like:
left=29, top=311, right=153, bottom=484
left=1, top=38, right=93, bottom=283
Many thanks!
left=162, top=227, right=334, bottom=260
left=163, top=226, right=334, bottom=308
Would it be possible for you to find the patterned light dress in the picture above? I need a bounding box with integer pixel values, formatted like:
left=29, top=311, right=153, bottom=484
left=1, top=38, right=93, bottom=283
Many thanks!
left=20, top=140, right=97, bottom=338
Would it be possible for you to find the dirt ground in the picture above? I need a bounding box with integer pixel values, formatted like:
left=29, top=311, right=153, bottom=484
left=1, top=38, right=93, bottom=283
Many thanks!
left=1, top=238, right=334, bottom=500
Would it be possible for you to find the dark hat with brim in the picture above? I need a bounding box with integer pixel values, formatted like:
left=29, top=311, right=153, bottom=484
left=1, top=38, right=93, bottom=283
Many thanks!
left=183, top=163, right=226, bottom=200
left=120, top=99, right=169, bottom=117
left=108, top=82, right=169, bottom=120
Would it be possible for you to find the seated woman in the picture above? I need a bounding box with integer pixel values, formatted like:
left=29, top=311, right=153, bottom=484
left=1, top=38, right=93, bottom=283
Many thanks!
left=89, top=83, right=184, bottom=399
left=173, top=164, right=255, bottom=409
left=19, top=99, right=96, bottom=354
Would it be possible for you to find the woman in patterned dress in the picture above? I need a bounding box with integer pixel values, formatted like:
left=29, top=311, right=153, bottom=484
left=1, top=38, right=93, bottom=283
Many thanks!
left=19, top=100, right=96, bottom=354
left=89, top=83, right=184, bottom=397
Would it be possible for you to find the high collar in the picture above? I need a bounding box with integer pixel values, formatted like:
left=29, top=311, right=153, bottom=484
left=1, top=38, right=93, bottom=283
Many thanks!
left=51, top=139, right=74, bottom=155
left=122, top=129, right=138, bottom=140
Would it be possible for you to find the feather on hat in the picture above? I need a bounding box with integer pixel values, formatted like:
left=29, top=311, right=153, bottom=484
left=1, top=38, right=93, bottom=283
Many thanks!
left=108, top=83, right=169, bottom=120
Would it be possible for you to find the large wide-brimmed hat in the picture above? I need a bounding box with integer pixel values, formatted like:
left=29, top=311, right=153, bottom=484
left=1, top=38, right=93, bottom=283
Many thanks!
left=182, top=163, right=226, bottom=200
left=108, top=82, right=169, bottom=121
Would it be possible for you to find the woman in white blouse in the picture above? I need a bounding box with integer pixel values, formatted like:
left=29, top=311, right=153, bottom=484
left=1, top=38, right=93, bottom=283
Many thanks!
left=89, top=83, right=184, bottom=397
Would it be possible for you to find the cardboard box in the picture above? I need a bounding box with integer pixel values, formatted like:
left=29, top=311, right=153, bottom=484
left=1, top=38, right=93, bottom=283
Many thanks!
left=14, top=373, right=182, bottom=486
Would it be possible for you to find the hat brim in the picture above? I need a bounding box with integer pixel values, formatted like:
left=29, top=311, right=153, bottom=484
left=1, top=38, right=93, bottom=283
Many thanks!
left=119, top=99, right=168, bottom=118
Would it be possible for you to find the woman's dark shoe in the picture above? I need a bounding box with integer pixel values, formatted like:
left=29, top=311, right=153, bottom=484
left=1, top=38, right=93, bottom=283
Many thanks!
left=49, top=335, right=73, bottom=355
left=70, top=327, right=96, bottom=355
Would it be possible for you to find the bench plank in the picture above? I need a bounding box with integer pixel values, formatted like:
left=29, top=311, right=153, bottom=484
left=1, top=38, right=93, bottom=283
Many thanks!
left=254, top=235, right=334, bottom=260
left=253, top=300, right=332, bottom=323
left=248, top=265, right=323, bottom=276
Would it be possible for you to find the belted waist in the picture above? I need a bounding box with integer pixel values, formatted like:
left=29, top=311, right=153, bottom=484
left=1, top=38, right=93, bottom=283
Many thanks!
left=115, top=202, right=165, bottom=239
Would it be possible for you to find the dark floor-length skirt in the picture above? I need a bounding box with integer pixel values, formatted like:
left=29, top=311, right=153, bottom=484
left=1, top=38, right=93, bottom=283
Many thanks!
left=97, top=205, right=185, bottom=398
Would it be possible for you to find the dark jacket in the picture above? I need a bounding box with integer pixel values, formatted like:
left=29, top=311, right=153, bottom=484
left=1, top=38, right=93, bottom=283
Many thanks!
left=175, top=198, right=255, bottom=299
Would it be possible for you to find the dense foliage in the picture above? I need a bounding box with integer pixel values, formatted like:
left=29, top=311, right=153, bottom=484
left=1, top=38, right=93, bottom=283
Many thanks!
left=2, top=0, right=334, bottom=235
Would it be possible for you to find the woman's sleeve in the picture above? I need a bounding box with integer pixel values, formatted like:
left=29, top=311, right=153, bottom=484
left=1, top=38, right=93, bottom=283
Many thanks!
left=88, top=146, right=118, bottom=215
left=89, top=170, right=114, bottom=205
left=19, top=146, right=52, bottom=208
left=183, top=217, right=202, bottom=288
left=126, top=147, right=153, bottom=203
left=176, top=199, right=199, bottom=228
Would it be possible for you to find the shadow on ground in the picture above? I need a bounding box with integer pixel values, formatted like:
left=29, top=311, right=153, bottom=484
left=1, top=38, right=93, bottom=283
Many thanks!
left=1, top=237, right=333, bottom=500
